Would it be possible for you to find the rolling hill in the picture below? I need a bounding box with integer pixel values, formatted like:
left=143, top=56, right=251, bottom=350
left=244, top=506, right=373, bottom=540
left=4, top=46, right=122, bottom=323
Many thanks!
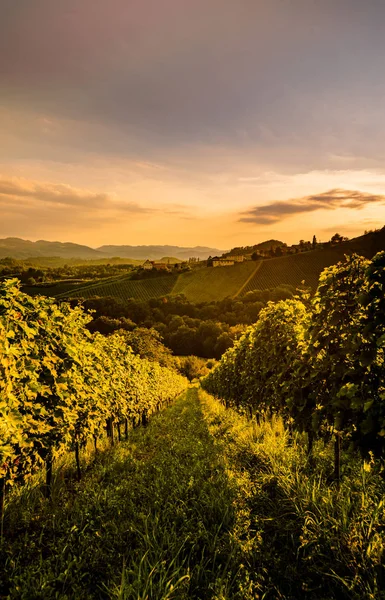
left=239, top=228, right=385, bottom=296
left=0, top=238, right=224, bottom=261
left=171, top=261, right=258, bottom=302
left=24, top=227, right=385, bottom=303
left=96, top=244, right=225, bottom=261
left=58, top=274, right=179, bottom=302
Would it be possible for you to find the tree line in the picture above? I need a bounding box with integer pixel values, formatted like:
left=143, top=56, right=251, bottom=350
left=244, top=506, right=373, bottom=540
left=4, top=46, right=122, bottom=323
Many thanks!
left=75, top=285, right=296, bottom=359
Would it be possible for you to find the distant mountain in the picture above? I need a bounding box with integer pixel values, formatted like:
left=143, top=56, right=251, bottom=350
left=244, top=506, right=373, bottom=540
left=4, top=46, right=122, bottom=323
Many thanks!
left=97, top=245, right=226, bottom=260
left=0, top=238, right=226, bottom=261
left=0, top=238, right=103, bottom=259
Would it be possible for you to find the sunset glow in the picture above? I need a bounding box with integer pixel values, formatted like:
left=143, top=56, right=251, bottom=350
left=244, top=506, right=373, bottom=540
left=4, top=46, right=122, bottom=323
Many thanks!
left=1, top=0, right=385, bottom=246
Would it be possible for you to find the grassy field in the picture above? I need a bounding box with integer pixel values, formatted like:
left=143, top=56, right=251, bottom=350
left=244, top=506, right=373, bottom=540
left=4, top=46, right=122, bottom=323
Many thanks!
left=172, top=261, right=258, bottom=302
left=2, top=387, right=384, bottom=599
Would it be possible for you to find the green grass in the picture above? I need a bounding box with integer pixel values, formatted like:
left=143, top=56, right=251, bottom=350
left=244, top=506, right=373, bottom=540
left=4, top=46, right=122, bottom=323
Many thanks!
left=199, top=390, right=385, bottom=599
left=0, top=389, right=244, bottom=599
left=172, top=262, right=257, bottom=302
left=2, top=388, right=384, bottom=599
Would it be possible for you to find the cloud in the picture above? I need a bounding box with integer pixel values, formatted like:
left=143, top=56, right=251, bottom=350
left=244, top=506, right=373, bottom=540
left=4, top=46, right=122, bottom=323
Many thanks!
left=0, top=177, right=148, bottom=214
left=240, top=189, right=385, bottom=225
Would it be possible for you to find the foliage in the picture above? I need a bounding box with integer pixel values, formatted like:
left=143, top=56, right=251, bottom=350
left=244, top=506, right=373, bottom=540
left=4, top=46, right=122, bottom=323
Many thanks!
left=202, top=252, right=385, bottom=460
left=0, top=280, right=187, bottom=487
left=176, top=355, right=210, bottom=381
left=2, top=388, right=384, bottom=599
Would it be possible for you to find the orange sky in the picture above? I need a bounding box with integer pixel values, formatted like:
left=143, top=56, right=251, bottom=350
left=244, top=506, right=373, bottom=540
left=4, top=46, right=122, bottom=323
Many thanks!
left=1, top=0, right=385, bottom=248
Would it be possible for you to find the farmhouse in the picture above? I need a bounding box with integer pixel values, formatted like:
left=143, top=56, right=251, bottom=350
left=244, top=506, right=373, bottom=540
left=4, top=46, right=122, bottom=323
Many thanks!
left=227, top=255, right=245, bottom=263
left=152, top=262, right=170, bottom=271
left=212, top=258, right=235, bottom=267
left=142, top=260, right=170, bottom=271
left=142, top=260, right=154, bottom=270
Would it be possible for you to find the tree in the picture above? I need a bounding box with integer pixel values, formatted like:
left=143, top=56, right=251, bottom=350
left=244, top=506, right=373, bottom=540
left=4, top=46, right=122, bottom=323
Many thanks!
left=118, top=327, right=174, bottom=368
left=177, top=355, right=209, bottom=381
left=330, top=233, right=344, bottom=244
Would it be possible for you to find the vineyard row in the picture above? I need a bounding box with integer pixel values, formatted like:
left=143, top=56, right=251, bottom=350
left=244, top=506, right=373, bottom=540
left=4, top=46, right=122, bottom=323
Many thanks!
left=202, top=252, right=385, bottom=478
left=0, top=280, right=188, bottom=502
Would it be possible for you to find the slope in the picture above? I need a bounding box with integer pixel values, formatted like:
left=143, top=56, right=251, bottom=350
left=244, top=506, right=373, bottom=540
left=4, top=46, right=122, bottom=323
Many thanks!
left=240, top=227, right=385, bottom=295
left=66, top=273, right=178, bottom=301
left=171, top=261, right=258, bottom=302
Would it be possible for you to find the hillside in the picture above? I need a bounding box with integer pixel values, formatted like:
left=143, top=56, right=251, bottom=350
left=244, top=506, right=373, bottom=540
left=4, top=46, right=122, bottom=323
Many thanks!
left=97, top=244, right=225, bottom=260
left=223, top=239, right=286, bottom=257
left=171, top=261, right=258, bottom=302
left=63, top=273, right=178, bottom=302
left=0, top=238, right=224, bottom=261
left=23, top=228, right=385, bottom=303
left=240, top=227, right=385, bottom=295
left=0, top=237, right=104, bottom=259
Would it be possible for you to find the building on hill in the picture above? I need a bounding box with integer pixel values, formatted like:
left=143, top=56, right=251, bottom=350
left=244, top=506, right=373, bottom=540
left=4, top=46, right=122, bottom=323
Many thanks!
left=227, top=255, right=245, bottom=262
left=142, top=260, right=153, bottom=270
left=142, top=260, right=171, bottom=271
left=152, top=261, right=170, bottom=271
left=212, top=257, right=235, bottom=267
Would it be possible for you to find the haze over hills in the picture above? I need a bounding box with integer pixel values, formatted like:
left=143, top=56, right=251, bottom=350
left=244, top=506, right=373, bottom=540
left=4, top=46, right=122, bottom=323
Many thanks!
left=96, top=245, right=226, bottom=261
left=0, top=238, right=225, bottom=261
left=26, top=227, right=385, bottom=303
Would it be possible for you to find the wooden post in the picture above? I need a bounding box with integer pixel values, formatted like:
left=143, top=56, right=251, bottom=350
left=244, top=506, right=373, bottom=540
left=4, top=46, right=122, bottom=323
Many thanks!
left=0, top=477, right=5, bottom=541
left=75, top=442, right=81, bottom=481
left=45, top=454, right=53, bottom=498
left=307, top=430, right=314, bottom=456
left=334, top=433, right=341, bottom=486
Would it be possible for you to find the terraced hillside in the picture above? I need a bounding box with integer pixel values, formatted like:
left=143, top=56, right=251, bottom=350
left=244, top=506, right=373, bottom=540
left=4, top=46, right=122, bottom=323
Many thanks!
left=171, top=261, right=258, bottom=302
left=240, top=228, right=385, bottom=295
left=66, top=273, right=178, bottom=302
left=240, top=249, right=342, bottom=294
left=24, top=228, right=385, bottom=303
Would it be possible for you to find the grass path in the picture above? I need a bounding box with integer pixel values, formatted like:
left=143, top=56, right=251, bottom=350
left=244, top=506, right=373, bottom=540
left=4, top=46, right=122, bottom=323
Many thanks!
left=233, top=260, right=263, bottom=298
left=1, top=389, right=247, bottom=599
left=1, top=388, right=383, bottom=599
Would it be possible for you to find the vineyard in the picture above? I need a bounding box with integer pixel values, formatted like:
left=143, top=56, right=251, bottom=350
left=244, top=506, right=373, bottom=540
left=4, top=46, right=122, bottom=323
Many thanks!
left=1, top=256, right=385, bottom=598
left=203, top=251, right=385, bottom=472
left=172, top=261, right=257, bottom=302
left=239, top=248, right=360, bottom=295
left=0, top=280, right=187, bottom=502
left=65, top=273, right=179, bottom=301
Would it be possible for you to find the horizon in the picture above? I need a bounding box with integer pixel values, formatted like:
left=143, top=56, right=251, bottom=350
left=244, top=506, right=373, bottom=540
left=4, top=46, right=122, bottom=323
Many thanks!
left=0, top=226, right=379, bottom=255
left=2, top=1, right=385, bottom=246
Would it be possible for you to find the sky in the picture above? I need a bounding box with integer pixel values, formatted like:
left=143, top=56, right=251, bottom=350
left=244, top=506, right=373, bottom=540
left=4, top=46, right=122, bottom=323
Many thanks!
left=1, top=0, right=385, bottom=249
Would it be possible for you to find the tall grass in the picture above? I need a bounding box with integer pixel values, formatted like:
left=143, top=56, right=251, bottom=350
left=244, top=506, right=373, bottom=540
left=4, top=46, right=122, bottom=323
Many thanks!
left=200, top=389, right=385, bottom=599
